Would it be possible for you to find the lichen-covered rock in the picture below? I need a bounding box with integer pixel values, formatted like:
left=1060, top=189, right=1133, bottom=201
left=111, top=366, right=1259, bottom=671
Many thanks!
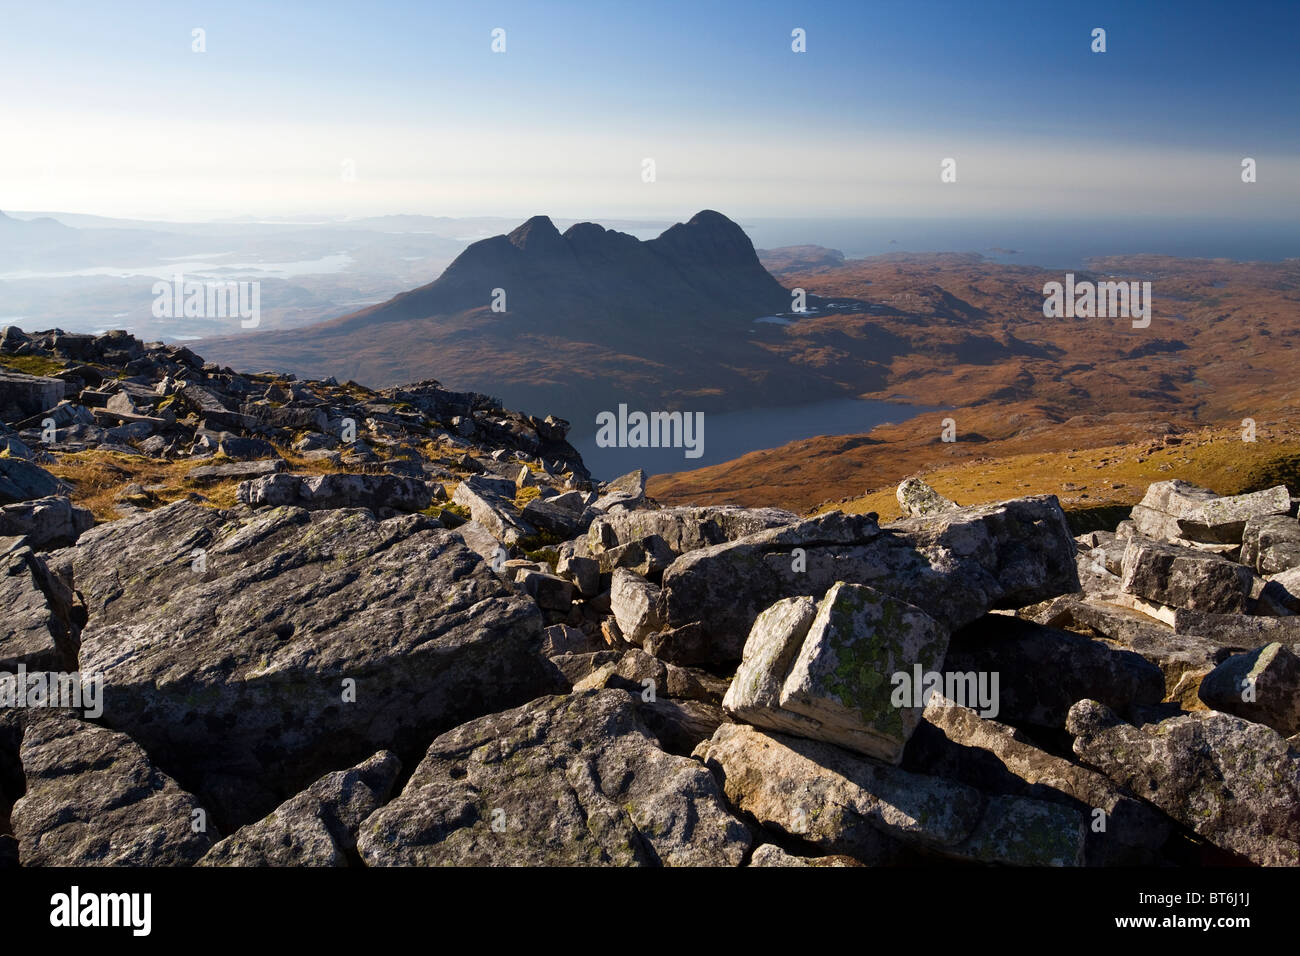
left=1068, top=699, right=1300, bottom=866
left=1241, top=514, right=1300, bottom=574
left=698, top=722, right=1083, bottom=866
left=725, top=583, right=949, bottom=762
left=660, top=496, right=1079, bottom=666
left=12, top=711, right=215, bottom=866
left=896, top=477, right=958, bottom=517
left=357, top=690, right=751, bottom=866
left=0, top=544, right=81, bottom=671
left=1119, top=536, right=1252, bottom=614
left=1198, top=643, right=1300, bottom=736
left=61, top=500, right=562, bottom=828
left=905, top=696, right=1171, bottom=865
left=199, top=751, right=401, bottom=866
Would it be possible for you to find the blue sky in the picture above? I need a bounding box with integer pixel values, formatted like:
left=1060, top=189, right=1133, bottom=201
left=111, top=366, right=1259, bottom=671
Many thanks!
left=3, top=0, right=1297, bottom=220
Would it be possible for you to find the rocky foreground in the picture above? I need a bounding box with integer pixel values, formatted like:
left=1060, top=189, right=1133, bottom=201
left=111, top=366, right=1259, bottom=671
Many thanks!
left=2, top=327, right=1299, bottom=867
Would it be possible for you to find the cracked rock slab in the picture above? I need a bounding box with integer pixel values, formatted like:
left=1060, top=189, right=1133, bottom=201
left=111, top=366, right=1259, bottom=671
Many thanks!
left=12, top=710, right=216, bottom=866
left=199, top=751, right=401, bottom=866
left=61, top=499, right=561, bottom=828
left=698, top=722, right=1083, bottom=866
left=357, top=690, right=751, bottom=866
left=1068, top=699, right=1300, bottom=866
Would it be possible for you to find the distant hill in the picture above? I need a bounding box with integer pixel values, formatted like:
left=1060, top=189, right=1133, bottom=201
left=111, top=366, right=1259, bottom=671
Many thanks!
left=199, top=211, right=857, bottom=427
left=757, top=244, right=846, bottom=276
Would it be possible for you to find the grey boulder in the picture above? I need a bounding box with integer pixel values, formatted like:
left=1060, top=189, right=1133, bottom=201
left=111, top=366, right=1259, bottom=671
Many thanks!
left=0, top=494, right=93, bottom=551
left=12, top=710, right=216, bottom=866
left=357, top=690, right=751, bottom=866
left=1068, top=699, right=1300, bottom=866
left=199, top=751, right=401, bottom=866
left=62, top=500, right=561, bottom=827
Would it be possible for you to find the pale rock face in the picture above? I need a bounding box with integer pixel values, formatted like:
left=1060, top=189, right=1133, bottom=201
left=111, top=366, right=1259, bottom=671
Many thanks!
left=1119, top=535, right=1252, bottom=614
left=896, top=476, right=958, bottom=517
left=1198, top=642, right=1300, bottom=737
left=779, top=583, right=948, bottom=762
left=723, top=596, right=818, bottom=722
left=1242, top=514, right=1300, bottom=574
left=609, top=568, right=664, bottom=645
left=1175, top=484, right=1292, bottom=543
left=723, top=583, right=949, bottom=762
left=1130, top=479, right=1291, bottom=546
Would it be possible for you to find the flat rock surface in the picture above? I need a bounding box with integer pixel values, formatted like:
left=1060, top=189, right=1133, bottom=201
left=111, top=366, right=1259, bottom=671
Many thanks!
left=358, top=689, right=751, bottom=866
left=61, top=499, right=561, bottom=827
left=12, top=710, right=215, bottom=866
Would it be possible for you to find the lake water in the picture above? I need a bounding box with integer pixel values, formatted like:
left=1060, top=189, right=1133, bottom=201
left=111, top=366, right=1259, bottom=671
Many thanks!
left=572, top=397, right=939, bottom=481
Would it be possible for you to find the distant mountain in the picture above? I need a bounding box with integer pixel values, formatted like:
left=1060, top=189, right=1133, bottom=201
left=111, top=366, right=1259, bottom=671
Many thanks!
left=0, top=210, right=75, bottom=247
left=309, top=210, right=789, bottom=335
left=757, top=245, right=846, bottom=276
left=200, top=211, right=847, bottom=427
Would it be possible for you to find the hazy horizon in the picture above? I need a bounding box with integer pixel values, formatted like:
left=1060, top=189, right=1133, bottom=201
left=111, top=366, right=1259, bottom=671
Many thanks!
left=4, top=0, right=1298, bottom=222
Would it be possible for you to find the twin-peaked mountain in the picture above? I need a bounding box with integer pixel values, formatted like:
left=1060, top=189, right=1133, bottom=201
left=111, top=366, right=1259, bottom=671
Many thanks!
left=410, top=210, right=792, bottom=327
left=198, top=210, right=1035, bottom=432
left=200, top=211, right=827, bottom=427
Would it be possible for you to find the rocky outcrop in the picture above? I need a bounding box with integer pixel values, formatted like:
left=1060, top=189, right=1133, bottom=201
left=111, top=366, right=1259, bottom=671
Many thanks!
left=12, top=710, right=216, bottom=866
left=659, top=496, right=1079, bottom=666
left=59, top=500, right=562, bottom=827
left=358, top=690, right=751, bottom=866
left=6, top=328, right=1299, bottom=872
left=199, top=751, right=401, bottom=866
left=1068, top=700, right=1300, bottom=866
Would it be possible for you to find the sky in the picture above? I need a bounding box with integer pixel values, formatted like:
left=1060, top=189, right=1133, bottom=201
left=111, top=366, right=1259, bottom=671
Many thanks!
left=2, top=0, right=1298, bottom=222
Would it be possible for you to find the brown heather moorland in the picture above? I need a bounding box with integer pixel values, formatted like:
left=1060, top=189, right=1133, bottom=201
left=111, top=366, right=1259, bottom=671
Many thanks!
left=649, top=252, right=1300, bottom=515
